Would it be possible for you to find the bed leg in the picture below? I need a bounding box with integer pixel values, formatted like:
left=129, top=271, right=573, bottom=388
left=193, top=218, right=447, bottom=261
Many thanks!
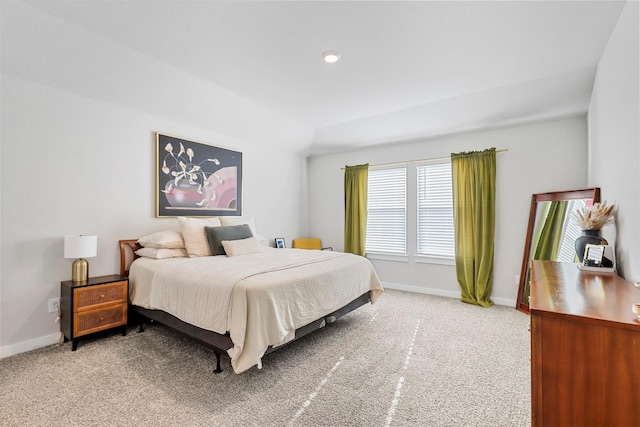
left=138, top=320, right=145, bottom=333
left=214, top=352, right=223, bottom=374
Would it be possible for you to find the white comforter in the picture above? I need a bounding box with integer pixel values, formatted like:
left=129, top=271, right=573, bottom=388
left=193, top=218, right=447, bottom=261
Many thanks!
left=129, top=248, right=383, bottom=373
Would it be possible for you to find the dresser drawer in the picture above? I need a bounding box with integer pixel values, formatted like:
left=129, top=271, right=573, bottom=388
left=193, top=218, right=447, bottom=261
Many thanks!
left=73, top=281, right=127, bottom=311
left=74, top=304, right=127, bottom=337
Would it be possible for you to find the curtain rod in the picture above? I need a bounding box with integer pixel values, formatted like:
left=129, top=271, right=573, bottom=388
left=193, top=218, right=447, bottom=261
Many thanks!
left=341, top=148, right=508, bottom=170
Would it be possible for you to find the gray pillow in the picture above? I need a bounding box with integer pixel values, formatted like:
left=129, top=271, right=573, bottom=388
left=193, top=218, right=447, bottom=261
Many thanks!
left=205, top=224, right=254, bottom=256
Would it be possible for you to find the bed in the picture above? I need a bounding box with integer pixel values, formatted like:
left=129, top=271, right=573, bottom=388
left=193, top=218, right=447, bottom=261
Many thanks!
left=119, top=239, right=383, bottom=374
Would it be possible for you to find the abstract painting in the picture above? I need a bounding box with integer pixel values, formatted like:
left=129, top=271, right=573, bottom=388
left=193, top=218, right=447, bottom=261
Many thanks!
left=156, top=133, right=242, bottom=217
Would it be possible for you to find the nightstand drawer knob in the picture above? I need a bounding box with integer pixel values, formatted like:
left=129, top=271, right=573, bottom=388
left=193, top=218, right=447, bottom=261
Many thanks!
left=100, top=294, right=105, bottom=298
left=100, top=317, right=104, bottom=321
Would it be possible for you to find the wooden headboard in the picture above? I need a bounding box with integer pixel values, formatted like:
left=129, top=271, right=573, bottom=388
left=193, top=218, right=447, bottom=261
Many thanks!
left=119, top=239, right=141, bottom=277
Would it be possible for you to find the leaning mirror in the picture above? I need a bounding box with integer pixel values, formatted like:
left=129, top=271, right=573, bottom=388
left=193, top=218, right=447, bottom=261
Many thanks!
left=516, top=188, right=601, bottom=313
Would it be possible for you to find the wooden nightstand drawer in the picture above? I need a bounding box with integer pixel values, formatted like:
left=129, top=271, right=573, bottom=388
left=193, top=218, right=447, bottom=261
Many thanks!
left=74, top=304, right=127, bottom=337
left=74, top=281, right=127, bottom=311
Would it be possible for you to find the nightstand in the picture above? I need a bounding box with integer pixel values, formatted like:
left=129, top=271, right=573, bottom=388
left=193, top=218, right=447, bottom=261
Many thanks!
left=60, top=274, right=128, bottom=351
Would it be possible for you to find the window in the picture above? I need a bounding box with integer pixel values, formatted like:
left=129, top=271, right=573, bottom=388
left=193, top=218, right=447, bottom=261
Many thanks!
left=365, top=161, right=454, bottom=262
left=557, top=199, right=587, bottom=262
left=417, top=162, right=455, bottom=258
left=366, top=167, right=406, bottom=254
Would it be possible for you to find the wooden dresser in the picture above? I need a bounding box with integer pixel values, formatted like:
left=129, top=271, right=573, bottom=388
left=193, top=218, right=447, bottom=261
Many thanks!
left=530, top=260, right=640, bottom=426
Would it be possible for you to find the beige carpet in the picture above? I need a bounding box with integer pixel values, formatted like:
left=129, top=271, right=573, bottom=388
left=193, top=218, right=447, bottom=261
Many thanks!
left=0, top=289, right=531, bottom=426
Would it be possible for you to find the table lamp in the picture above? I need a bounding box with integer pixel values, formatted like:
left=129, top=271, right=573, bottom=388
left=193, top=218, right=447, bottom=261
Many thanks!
left=64, top=235, right=97, bottom=282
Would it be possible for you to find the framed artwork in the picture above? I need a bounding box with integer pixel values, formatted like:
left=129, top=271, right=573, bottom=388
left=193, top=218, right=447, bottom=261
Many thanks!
left=275, top=238, right=286, bottom=249
left=156, top=133, right=242, bottom=217
left=583, top=244, right=604, bottom=266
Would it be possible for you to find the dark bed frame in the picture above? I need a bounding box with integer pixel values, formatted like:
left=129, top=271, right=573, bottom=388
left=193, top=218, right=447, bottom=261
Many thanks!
left=119, top=239, right=371, bottom=373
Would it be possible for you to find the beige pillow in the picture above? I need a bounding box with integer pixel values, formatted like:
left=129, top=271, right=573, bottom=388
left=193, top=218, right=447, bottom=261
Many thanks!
left=222, top=237, right=263, bottom=257
left=135, top=247, right=188, bottom=259
left=137, top=230, right=185, bottom=249
left=177, top=217, right=222, bottom=257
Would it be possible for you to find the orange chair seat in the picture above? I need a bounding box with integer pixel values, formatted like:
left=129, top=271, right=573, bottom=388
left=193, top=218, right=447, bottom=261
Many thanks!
left=292, top=238, right=322, bottom=250
left=292, top=238, right=332, bottom=251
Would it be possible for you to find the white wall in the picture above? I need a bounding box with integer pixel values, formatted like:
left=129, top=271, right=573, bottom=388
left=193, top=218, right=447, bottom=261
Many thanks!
left=308, top=117, right=588, bottom=305
left=0, top=83, right=306, bottom=357
left=0, top=1, right=314, bottom=156
left=588, top=1, right=640, bottom=282
left=0, top=1, right=309, bottom=357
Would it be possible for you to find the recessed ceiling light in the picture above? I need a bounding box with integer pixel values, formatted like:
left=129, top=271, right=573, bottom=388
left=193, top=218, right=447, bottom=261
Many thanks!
left=322, top=51, right=341, bottom=64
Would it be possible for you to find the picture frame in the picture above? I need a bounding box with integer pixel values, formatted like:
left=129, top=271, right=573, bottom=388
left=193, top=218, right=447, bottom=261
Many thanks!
left=156, top=133, right=242, bottom=217
left=275, top=238, right=286, bottom=249
left=583, top=244, right=604, bottom=266
left=578, top=244, right=616, bottom=273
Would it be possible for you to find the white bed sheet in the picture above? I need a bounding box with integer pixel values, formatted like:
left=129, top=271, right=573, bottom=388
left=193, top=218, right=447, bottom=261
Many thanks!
left=129, top=247, right=383, bottom=373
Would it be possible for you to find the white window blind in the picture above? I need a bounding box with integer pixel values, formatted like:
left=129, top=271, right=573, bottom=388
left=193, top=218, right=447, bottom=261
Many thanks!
left=417, top=162, right=455, bottom=258
left=557, top=199, right=587, bottom=262
left=366, top=167, right=406, bottom=254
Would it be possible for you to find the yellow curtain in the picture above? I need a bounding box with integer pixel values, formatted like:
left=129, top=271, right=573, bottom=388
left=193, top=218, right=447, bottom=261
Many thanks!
left=344, top=164, right=369, bottom=256
left=522, top=201, right=568, bottom=303
left=530, top=202, right=551, bottom=263
left=534, top=201, right=568, bottom=261
left=451, top=148, right=496, bottom=307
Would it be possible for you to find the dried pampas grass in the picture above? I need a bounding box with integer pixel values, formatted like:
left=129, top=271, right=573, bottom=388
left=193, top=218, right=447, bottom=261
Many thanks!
left=575, top=202, right=615, bottom=230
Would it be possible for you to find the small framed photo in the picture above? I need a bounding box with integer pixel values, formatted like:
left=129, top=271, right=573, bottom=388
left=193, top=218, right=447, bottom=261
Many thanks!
left=275, top=238, right=286, bottom=249
left=584, top=244, right=604, bottom=266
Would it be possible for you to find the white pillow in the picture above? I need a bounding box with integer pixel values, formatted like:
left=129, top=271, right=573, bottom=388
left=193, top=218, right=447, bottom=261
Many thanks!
left=135, top=247, right=188, bottom=259
left=177, top=216, right=222, bottom=257
left=137, top=230, right=185, bottom=249
left=221, top=236, right=263, bottom=257
left=219, top=216, right=257, bottom=236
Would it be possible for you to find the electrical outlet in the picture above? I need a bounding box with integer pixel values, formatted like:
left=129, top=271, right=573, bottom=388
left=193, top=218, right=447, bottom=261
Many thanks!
left=515, top=275, right=520, bottom=285
left=48, top=298, right=60, bottom=313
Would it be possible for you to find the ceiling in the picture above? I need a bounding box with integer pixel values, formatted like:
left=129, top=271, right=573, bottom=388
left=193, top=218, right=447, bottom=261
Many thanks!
left=8, top=1, right=628, bottom=155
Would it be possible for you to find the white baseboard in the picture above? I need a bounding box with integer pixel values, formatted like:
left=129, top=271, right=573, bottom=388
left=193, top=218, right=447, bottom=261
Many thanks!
left=1, top=284, right=517, bottom=359
left=381, top=282, right=516, bottom=307
left=489, top=296, right=516, bottom=307
left=0, top=332, right=62, bottom=359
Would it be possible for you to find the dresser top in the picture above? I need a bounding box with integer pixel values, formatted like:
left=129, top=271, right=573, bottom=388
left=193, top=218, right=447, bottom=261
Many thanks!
left=530, top=260, right=640, bottom=329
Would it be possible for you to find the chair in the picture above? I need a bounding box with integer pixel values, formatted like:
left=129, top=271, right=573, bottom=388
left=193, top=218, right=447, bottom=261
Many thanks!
left=292, top=238, right=333, bottom=251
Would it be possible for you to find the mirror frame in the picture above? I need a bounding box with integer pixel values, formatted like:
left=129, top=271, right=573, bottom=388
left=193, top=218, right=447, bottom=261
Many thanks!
left=516, top=187, right=601, bottom=313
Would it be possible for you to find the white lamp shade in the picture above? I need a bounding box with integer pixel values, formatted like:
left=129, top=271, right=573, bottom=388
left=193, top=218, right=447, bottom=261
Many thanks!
left=64, top=235, right=97, bottom=259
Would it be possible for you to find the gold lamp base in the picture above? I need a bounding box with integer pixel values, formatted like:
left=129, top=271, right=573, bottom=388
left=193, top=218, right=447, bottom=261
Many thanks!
left=71, top=258, right=89, bottom=282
